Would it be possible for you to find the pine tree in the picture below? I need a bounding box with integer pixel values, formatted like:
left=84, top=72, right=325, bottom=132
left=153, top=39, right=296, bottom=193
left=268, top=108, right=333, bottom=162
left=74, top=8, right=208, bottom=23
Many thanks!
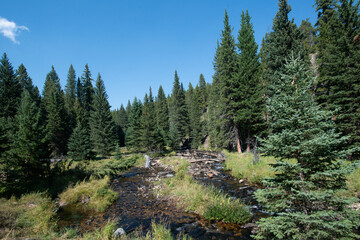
left=141, top=88, right=164, bottom=151
left=209, top=11, right=239, bottom=151
left=168, top=71, right=188, bottom=149
left=235, top=10, right=266, bottom=152
left=208, top=43, right=231, bottom=149
left=262, top=0, right=306, bottom=98
left=80, top=64, right=94, bottom=125
left=186, top=83, right=202, bottom=149
left=315, top=0, right=360, bottom=159
left=197, top=74, right=208, bottom=110
left=155, top=85, right=169, bottom=145
left=67, top=122, right=93, bottom=161
left=43, top=66, right=68, bottom=157
left=1, top=90, right=48, bottom=193
left=254, top=57, right=359, bottom=240
left=112, top=105, right=128, bottom=147
left=0, top=53, right=21, bottom=118
left=126, top=98, right=143, bottom=150
left=16, top=64, right=39, bottom=102
left=90, top=73, right=115, bottom=157
left=299, top=18, right=316, bottom=54
left=64, top=64, right=77, bottom=130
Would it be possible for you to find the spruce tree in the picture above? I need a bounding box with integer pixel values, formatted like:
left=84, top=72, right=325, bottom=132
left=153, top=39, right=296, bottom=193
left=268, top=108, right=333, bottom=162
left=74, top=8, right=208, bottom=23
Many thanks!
left=67, top=122, right=93, bottom=161
left=112, top=104, right=128, bottom=147
left=90, top=73, right=115, bottom=157
left=64, top=64, right=77, bottom=130
left=186, top=83, right=202, bottom=149
left=1, top=90, right=48, bottom=193
left=197, top=74, right=208, bottom=110
left=299, top=18, right=316, bottom=54
left=126, top=98, right=143, bottom=150
left=262, top=0, right=306, bottom=98
left=235, top=10, right=266, bottom=152
left=208, top=42, right=232, bottom=149
left=315, top=0, right=360, bottom=159
left=209, top=11, right=239, bottom=151
left=141, top=88, right=164, bottom=151
left=0, top=53, right=21, bottom=118
left=43, top=66, right=68, bottom=157
left=168, top=71, right=188, bottom=149
left=254, top=57, right=359, bottom=240
left=16, top=64, right=39, bottom=102
left=155, top=85, right=169, bottom=145
left=80, top=64, right=94, bottom=125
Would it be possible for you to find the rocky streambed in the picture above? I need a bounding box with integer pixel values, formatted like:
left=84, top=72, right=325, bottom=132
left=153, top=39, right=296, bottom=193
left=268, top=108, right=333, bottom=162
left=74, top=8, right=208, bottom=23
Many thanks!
left=58, top=151, right=266, bottom=239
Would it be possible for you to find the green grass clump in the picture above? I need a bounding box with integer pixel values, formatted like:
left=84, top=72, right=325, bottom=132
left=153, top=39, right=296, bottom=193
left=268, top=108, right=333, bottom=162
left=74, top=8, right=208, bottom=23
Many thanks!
left=0, top=192, right=58, bottom=239
left=204, top=198, right=251, bottom=224
left=158, top=157, right=251, bottom=225
left=224, top=150, right=276, bottom=184
left=88, top=155, right=139, bottom=178
left=59, top=176, right=118, bottom=212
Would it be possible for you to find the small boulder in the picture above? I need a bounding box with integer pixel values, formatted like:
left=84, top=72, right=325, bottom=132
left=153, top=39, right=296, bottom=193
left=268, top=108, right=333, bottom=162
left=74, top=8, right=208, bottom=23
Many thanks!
left=113, top=228, right=126, bottom=237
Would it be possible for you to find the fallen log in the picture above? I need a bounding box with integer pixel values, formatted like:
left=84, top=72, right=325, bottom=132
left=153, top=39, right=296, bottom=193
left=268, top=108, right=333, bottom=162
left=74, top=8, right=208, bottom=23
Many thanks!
left=189, top=158, right=224, bottom=163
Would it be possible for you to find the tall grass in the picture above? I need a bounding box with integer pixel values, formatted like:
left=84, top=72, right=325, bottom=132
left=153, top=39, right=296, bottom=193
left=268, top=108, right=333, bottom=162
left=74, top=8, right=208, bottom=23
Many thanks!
left=223, top=150, right=276, bottom=184
left=59, top=176, right=118, bottom=212
left=157, top=157, right=251, bottom=224
left=0, top=192, right=58, bottom=239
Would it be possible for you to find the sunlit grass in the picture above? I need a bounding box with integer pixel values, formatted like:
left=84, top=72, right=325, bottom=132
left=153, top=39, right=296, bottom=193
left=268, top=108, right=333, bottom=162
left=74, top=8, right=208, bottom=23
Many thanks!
left=223, top=150, right=276, bottom=184
left=157, top=157, right=251, bottom=224
left=59, top=176, right=118, bottom=212
left=0, top=192, right=58, bottom=239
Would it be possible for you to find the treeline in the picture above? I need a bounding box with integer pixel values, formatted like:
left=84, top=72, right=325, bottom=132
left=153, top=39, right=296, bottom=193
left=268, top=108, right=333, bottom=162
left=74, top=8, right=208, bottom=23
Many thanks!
left=113, top=0, right=360, bottom=160
left=0, top=59, right=115, bottom=195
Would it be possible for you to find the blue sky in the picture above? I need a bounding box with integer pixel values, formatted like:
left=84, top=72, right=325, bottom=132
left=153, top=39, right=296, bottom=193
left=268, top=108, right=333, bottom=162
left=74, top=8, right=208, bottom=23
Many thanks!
left=1, top=0, right=317, bottom=109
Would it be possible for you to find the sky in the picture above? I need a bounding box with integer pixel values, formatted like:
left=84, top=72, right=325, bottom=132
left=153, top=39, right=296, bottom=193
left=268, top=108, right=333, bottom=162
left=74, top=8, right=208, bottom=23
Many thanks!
left=0, top=0, right=317, bottom=109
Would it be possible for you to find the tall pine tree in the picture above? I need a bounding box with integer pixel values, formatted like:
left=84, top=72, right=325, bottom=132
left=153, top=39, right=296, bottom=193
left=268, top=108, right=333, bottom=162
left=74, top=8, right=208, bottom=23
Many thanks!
left=90, top=73, right=115, bottom=157
left=64, top=64, right=77, bottom=130
left=235, top=10, right=265, bottom=152
left=168, top=71, right=188, bottom=149
left=43, top=66, right=68, bottom=157
left=1, top=90, right=48, bottom=194
left=315, top=0, right=360, bottom=159
left=209, top=11, right=239, bottom=151
left=155, top=85, right=169, bottom=146
left=262, top=0, right=306, bottom=99
left=126, top=98, right=143, bottom=150
left=0, top=53, right=21, bottom=119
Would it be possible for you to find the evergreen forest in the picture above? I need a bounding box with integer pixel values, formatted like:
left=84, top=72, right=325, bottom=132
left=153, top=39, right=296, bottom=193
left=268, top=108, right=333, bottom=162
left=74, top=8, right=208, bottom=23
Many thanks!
left=1, top=0, right=360, bottom=239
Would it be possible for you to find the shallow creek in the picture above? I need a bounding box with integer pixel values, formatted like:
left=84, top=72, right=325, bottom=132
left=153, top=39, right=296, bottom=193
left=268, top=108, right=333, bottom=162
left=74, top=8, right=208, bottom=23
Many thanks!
left=58, top=152, right=266, bottom=239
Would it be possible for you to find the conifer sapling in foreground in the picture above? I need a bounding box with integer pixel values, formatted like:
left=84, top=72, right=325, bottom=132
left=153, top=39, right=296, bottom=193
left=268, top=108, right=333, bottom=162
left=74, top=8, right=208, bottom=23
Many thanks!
left=254, top=56, right=359, bottom=240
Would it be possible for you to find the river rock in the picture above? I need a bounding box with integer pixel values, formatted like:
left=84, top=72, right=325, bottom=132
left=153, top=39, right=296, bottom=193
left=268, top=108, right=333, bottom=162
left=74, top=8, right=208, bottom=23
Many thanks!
left=113, top=228, right=126, bottom=237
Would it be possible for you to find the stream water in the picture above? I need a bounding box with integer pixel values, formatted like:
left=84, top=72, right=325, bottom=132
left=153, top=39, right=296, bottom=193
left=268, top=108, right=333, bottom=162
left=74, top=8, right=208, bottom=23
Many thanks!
left=58, top=152, right=265, bottom=239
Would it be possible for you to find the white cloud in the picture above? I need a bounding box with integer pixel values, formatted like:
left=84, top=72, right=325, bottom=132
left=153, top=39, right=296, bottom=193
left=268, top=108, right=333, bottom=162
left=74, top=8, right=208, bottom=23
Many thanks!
left=0, top=17, right=29, bottom=44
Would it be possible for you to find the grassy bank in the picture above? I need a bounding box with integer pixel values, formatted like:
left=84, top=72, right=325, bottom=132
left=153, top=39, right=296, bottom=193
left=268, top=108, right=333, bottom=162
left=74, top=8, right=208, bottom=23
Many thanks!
left=59, top=176, right=118, bottom=212
left=0, top=152, right=145, bottom=239
left=224, top=151, right=360, bottom=199
left=157, top=156, right=251, bottom=224
left=0, top=192, right=58, bottom=239
left=223, top=151, right=276, bottom=184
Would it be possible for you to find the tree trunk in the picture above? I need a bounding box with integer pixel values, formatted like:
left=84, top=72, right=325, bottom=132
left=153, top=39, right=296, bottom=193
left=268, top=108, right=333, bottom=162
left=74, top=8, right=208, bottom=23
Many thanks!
left=234, top=125, right=242, bottom=154
left=247, top=130, right=251, bottom=153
